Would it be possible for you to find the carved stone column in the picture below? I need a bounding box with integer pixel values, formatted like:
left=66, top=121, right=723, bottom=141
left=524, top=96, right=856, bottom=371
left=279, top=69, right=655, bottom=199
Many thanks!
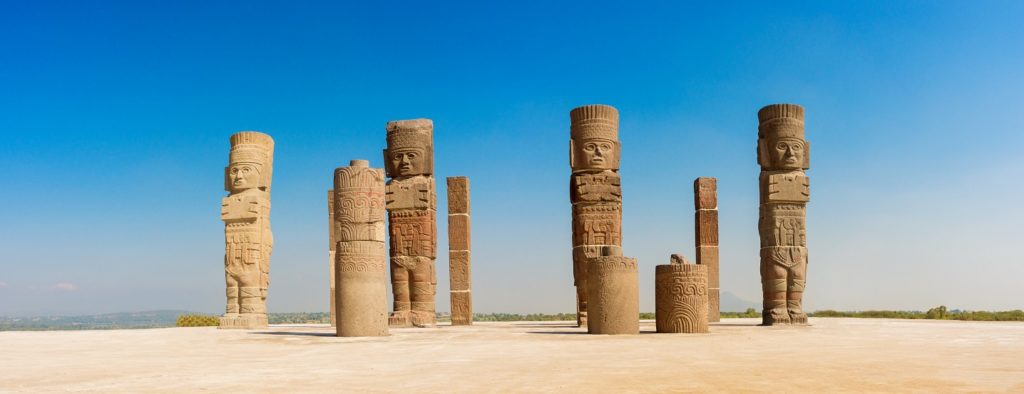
left=334, top=159, right=389, bottom=337
left=587, top=254, right=638, bottom=335
left=694, top=177, right=720, bottom=322
left=655, top=254, right=709, bottom=333
left=220, top=131, right=274, bottom=329
left=447, top=176, right=473, bottom=326
left=328, top=189, right=336, bottom=327
left=757, top=104, right=810, bottom=325
left=569, top=104, right=622, bottom=327
left=384, top=119, right=438, bottom=328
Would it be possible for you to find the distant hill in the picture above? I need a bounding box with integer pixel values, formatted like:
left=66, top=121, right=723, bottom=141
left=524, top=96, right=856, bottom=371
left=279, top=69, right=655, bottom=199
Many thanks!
left=720, top=291, right=760, bottom=312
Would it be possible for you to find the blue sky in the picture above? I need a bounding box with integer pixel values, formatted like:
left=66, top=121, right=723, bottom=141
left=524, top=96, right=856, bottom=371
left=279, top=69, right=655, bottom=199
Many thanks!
left=1, top=1, right=1022, bottom=315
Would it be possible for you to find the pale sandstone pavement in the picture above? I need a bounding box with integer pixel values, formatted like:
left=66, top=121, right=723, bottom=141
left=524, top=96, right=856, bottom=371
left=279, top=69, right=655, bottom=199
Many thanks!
left=1, top=318, right=1022, bottom=393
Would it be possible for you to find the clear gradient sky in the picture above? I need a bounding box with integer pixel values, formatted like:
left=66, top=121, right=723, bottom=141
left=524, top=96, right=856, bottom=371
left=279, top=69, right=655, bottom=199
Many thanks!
left=1, top=1, right=1022, bottom=315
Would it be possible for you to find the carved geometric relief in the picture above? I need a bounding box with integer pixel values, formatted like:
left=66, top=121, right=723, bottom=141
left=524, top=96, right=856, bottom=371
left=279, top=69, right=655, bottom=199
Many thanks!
left=763, top=173, right=810, bottom=203
left=571, top=172, right=622, bottom=204
left=386, top=176, right=436, bottom=211
left=389, top=210, right=437, bottom=258
left=758, top=204, right=806, bottom=247
left=572, top=204, right=622, bottom=247
left=336, top=221, right=386, bottom=242
left=655, top=263, right=708, bottom=334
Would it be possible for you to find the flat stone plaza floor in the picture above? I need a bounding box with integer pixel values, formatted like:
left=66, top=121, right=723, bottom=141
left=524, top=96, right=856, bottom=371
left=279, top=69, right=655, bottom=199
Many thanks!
left=2, top=318, right=1022, bottom=392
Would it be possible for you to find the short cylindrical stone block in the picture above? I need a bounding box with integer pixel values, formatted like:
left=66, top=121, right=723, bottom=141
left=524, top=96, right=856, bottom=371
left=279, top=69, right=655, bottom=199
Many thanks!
left=587, top=256, right=639, bottom=335
left=655, top=263, right=709, bottom=333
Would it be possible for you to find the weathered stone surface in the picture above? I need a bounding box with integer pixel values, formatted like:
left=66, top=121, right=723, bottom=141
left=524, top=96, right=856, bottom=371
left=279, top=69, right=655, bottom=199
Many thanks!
left=385, top=119, right=438, bottom=328
left=696, top=246, right=720, bottom=289
left=447, top=214, right=471, bottom=251
left=447, top=176, right=470, bottom=214
left=694, top=177, right=720, bottom=322
left=333, top=160, right=389, bottom=337
left=695, top=210, right=719, bottom=246
left=587, top=256, right=639, bottom=335
left=655, top=260, right=709, bottom=334
left=757, top=103, right=810, bottom=326
left=569, top=104, right=623, bottom=328
left=447, top=176, right=472, bottom=326
left=694, top=177, right=717, bottom=209
left=450, top=291, right=472, bottom=326
left=449, top=251, right=471, bottom=290
left=220, top=131, right=274, bottom=329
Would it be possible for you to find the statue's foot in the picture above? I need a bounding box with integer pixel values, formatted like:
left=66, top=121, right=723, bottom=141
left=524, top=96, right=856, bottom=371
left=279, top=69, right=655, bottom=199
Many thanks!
left=388, top=311, right=411, bottom=327
left=577, top=311, right=588, bottom=328
left=410, top=311, right=436, bottom=328
left=788, top=302, right=808, bottom=324
left=763, top=307, right=791, bottom=325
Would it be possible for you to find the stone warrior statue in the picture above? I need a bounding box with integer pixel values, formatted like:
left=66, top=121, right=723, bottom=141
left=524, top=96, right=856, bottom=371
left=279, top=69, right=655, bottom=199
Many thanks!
left=383, top=119, right=438, bottom=327
left=569, top=104, right=622, bottom=327
left=757, top=104, right=810, bottom=325
left=220, top=131, right=274, bottom=329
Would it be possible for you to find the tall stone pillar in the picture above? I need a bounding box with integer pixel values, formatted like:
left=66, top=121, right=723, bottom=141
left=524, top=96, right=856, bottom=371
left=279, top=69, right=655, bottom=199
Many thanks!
left=328, top=189, right=337, bottom=327
left=694, top=177, right=720, bottom=322
left=220, top=131, right=274, bottom=329
left=447, top=176, right=473, bottom=326
left=569, top=104, right=622, bottom=327
left=757, top=104, right=811, bottom=325
left=655, top=254, right=709, bottom=333
left=587, top=253, right=638, bottom=335
left=334, top=160, right=389, bottom=337
left=384, top=119, right=438, bottom=328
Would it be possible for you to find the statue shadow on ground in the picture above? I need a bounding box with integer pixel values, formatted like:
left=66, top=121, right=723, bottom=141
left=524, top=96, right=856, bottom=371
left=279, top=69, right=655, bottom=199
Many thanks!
left=525, top=330, right=663, bottom=335
left=250, top=331, right=338, bottom=337
left=512, top=323, right=580, bottom=328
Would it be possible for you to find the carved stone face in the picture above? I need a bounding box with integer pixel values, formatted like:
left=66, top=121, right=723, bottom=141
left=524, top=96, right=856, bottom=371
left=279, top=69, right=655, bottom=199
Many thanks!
left=389, top=148, right=426, bottom=176
left=574, top=138, right=617, bottom=170
left=229, top=163, right=262, bottom=192
left=770, top=138, right=805, bottom=170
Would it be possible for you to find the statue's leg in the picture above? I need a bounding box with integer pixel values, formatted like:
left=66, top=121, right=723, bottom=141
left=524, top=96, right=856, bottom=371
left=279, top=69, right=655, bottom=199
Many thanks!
left=410, top=258, right=436, bottom=327
left=761, top=248, right=791, bottom=325
left=572, top=246, right=591, bottom=327
left=787, top=248, right=808, bottom=324
left=389, top=258, right=412, bottom=327
left=225, top=270, right=239, bottom=316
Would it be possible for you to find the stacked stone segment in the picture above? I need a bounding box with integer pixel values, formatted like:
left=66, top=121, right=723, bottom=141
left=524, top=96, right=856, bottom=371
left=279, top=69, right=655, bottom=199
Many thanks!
left=757, top=103, right=811, bottom=326
left=694, top=177, right=720, bottom=322
left=569, top=104, right=623, bottom=328
left=220, top=131, right=274, bottom=329
left=447, top=176, right=473, bottom=326
left=655, top=255, right=709, bottom=333
left=333, top=160, right=389, bottom=337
